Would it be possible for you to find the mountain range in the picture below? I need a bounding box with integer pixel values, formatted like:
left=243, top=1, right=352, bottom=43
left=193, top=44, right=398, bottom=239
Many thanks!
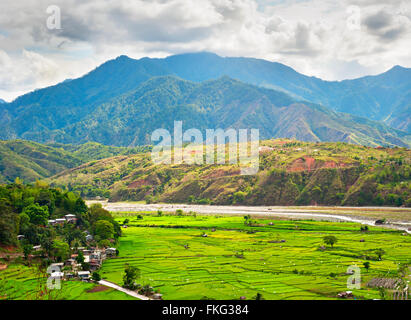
left=1, top=52, right=410, bottom=147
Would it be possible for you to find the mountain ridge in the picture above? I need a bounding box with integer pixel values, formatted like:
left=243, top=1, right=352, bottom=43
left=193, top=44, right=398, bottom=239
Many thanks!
left=1, top=52, right=410, bottom=146
left=15, top=75, right=410, bottom=147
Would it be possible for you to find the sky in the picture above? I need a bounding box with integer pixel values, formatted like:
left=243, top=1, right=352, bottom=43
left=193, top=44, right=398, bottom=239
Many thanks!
left=0, top=0, right=410, bottom=102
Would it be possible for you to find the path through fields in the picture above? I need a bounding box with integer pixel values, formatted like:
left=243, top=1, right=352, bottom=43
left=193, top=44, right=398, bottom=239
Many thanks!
left=98, top=279, right=151, bottom=300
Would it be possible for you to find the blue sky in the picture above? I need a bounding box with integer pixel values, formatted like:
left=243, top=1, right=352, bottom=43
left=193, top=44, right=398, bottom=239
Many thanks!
left=0, top=0, right=410, bottom=101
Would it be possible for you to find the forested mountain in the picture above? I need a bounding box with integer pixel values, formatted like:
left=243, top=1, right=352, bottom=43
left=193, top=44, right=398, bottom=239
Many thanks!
left=0, top=52, right=410, bottom=147
left=2, top=75, right=410, bottom=148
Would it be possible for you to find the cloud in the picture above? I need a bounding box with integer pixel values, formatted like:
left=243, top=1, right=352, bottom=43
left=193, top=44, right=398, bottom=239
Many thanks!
left=0, top=0, right=410, bottom=101
left=363, top=9, right=410, bottom=41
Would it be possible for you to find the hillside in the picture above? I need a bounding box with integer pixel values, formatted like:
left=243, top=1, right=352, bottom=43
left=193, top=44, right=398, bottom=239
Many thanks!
left=1, top=53, right=410, bottom=147
left=0, top=140, right=149, bottom=183
left=50, top=139, right=411, bottom=207
left=10, top=76, right=410, bottom=148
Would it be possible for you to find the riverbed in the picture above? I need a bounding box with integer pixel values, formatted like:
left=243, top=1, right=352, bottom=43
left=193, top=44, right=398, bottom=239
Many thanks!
left=86, top=201, right=411, bottom=234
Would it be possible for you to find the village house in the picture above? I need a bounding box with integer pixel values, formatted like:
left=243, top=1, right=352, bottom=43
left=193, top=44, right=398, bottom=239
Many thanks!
left=48, top=219, right=56, bottom=226
left=337, top=291, right=353, bottom=298
left=78, top=271, right=91, bottom=280
left=105, top=248, right=117, bottom=256
left=50, top=271, right=64, bottom=280
left=50, top=262, right=64, bottom=269
left=64, top=272, right=75, bottom=279
left=64, top=259, right=76, bottom=268
left=152, top=293, right=163, bottom=300
left=17, top=235, right=25, bottom=240
left=55, top=218, right=66, bottom=225
left=82, top=249, right=92, bottom=255
left=64, top=214, right=77, bottom=223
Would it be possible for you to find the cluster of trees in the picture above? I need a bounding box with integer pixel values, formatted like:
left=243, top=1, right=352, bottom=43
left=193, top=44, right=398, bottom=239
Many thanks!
left=67, top=184, right=110, bottom=199
left=0, top=181, right=86, bottom=247
left=0, top=182, right=121, bottom=262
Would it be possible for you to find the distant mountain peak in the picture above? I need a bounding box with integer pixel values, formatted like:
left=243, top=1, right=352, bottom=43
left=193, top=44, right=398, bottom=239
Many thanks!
left=386, top=65, right=409, bottom=73
left=115, top=54, right=133, bottom=61
left=167, top=51, right=220, bottom=58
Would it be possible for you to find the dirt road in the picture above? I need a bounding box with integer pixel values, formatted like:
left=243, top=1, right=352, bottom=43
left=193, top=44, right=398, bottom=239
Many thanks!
left=98, top=279, right=151, bottom=300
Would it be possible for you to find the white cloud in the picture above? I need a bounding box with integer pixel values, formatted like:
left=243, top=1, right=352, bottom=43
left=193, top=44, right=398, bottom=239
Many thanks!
left=0, top=0, right=410, bottom=101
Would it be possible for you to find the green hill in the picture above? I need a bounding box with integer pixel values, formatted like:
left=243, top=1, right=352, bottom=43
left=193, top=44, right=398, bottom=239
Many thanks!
left=50, top=139, right=411, bottom=207
left=0, top=140, right=149, bottom=183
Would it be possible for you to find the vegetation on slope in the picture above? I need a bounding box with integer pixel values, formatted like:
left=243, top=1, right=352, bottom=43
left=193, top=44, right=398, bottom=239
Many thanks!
left=0, top=182, right=120, bottom=248
left=3, top=52, right=410, bottom=135
left=18, top=76, right=411, bottom=147
left=50, top=139, right=411, bottom=207
left=0, top=140, right=150, bottom=183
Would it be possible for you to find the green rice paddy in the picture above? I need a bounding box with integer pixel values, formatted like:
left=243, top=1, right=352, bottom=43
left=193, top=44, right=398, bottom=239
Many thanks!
left=99, top=213, right=411, bottom=300
left=0, top=264, right=137, bottom=300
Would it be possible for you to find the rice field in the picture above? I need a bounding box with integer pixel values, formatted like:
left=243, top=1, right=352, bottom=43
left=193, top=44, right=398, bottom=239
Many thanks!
left=99, top=213, right=411, bottom=300
left=0, top=264, right=137, bottom=300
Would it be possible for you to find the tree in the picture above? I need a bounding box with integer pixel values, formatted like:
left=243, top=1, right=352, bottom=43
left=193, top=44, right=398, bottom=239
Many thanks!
left=23, top=204, right=49, bottom=226
left=323, top=236, right=338, bottom=248
left=0, top=201, right=18, bottom=245
left=244, top=215, right=251, bottom=226
left=74, top=198, right=88, bottom=215
left=233, top=191, right=246, bottom=203
left=81, top=262, right=90, bottom=271
left=98, top=239, right=110, bottom=248
left=92, top=272, right=101, bottom=282
left=76, top=251, right=85, bottom=264
left=123, top=265, right=140, bottom=290
left=51, top=240, right=70, bottom=262
left=398, top=263, right=409, bottom=278
left=23, top=244, right=33, bottom=260
left=375, top=248, right=386, bottom=261
left=360, top=225, right=369, bottom=232
left=254, top=293, right=264, bottom=300
left=363, top=261, right=370, bottom=272
left=123, top=219, right=129, bottom=225
left=378, top=287, right=387, bottom=300
left=18, top=212, right=30, bottom=233
left=94, top=220, right=114, bottom=240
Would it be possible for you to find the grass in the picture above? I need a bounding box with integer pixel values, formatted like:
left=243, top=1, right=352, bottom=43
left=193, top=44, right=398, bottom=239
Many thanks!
left=99, top=212, right=411, bottom=300
left=0, top=264, right=137, bottom=300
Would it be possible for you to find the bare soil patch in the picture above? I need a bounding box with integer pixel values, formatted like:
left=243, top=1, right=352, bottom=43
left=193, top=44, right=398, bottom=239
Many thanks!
left=86, top=285, right=110, bottom=293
